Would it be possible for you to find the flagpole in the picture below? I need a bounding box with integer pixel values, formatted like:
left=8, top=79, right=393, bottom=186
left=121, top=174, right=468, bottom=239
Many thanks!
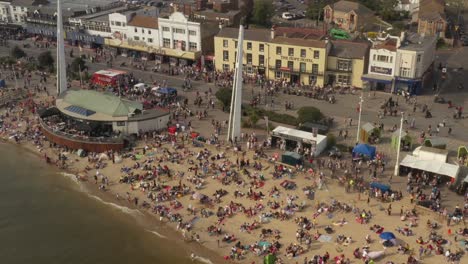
left=356, top=92, right=364, bottom=143
left=394, top=112, right=404, bottom=176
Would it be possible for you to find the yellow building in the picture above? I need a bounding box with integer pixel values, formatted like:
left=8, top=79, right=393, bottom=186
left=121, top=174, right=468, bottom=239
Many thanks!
left=326, top=40, right=370, bottom=88
left=214, top=27, right=329, bottom=86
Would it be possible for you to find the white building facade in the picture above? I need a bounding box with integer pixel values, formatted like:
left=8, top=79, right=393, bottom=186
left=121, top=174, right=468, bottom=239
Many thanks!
left=362, top=40, right=398, bottom=93
left=0, top=1, right=12, bottom=23
left=107, top=11, right=207, bottom=65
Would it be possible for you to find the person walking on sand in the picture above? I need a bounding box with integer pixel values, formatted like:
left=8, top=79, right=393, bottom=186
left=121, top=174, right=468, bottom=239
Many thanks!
left=387, top=204, right=392, bottom=216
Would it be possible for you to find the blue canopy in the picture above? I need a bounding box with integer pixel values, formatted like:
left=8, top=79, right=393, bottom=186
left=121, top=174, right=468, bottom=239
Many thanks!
left=0, top=79, right=5, bottom=88
left=379, top=232, right=396, bottom=240
left=352, top=144, right=376, bottom=159
left=156, top=87, right=177, bottom=95
left=370, top=182, right=391, bottom=193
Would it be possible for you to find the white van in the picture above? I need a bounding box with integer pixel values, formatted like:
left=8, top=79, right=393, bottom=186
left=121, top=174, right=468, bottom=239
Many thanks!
left=282, top=12, right=294, bottom=20
left=133, top=83, right=150, bottom=91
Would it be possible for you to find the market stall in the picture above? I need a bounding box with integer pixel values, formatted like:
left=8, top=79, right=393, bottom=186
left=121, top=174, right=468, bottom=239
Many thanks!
left=391, top=130, right=413, bottom=151
left=352, top=144, right=376, bottom=160
left=457, top=146, right=467, bottom=166
left=359, top=123, right=381, bottom=144
left=281, top=151, right=303, bottom=166
left=423, top=137, right=447, bottom=149
left=271, top=126, right=327, bottom=157
left=399, top=154, right=460, bottom=180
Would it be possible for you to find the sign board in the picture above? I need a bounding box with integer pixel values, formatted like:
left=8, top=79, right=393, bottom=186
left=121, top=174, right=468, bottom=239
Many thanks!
left=371, top=66, right=392, bottom=75
left=442, top=67, right=447, bottom=73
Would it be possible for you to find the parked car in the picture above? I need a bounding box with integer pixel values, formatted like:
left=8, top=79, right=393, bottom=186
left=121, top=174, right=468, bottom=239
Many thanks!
left=328, top=146, right=342, bottom=158
left=282, top=12, right=295, bottom=20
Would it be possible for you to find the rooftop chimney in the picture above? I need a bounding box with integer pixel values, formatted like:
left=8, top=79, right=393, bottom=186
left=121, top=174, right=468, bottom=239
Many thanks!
left=270, top=26, right=275, bottom=40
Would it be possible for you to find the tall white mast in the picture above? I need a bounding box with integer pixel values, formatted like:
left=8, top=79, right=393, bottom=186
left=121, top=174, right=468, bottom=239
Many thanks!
left=56, top=0, right=67, bottom=96
left=227, top=25, right=244, bottom=143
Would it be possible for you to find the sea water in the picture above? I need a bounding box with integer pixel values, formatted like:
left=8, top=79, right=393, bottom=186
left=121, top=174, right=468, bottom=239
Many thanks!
left=0, top=143, right=199, bottom=264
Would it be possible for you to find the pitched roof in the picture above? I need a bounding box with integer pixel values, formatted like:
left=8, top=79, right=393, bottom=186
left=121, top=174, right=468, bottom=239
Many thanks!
left=418, top=0, right=445, bottom=21
left=329, top=40, right=370, bottom=59
left=271, top=36, right=327, bottom=48
left=60, top=90, right=142, bottom=118
left=216, top=27, right=271, bottom=42
left=331, top=0, right=373, bottom=15
left=373, top=38, right=398, bottom=51
left=274, top=27, right=325, bottom=40
left=128, top=15, right=158, bottom=29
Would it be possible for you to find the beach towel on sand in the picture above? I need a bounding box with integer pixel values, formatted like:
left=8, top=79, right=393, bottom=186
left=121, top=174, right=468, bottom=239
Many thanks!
left=318, top=235, right=333, bottom=243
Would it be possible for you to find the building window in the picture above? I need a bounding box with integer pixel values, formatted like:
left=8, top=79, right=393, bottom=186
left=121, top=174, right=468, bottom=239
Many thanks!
left=173, top=28, right=185, bottom=34
left=337, top=75, right=351, bottom=85
left=259, top=55, right=264, bottom=66
left=223, top=64, right=229, bottom=71
left=376, top=55, right=392, bottom=62
left=189, top=30, right=196, bottom=36
left=189, top=42, right=197, bottom=51
left=417, top=54, right=421, bottom=62
left=300, top=49, right=306, bottom=58
left=287, top=61, right=294, bottom=70
left=134, top=28, right=137, bottom=33
left=312, top=64, right=319, bottom=74
left=275, top=71, right=282, bottom=78
left=247, top=42, right=252, bottom=50
left=148, top=30, right=151, bottom=34
left=313, top=50, right=319, bottom=59
left=246, top=53, right=252, bottom=64
left=309, top=75, right=317, bottom=85
left=223, top=50, right=229, bottom=61
left=148, top=38, right=153, bottom=43
left=276, top=46, right=281, bottom=55
left=400, top=67, right=411, bottom=78
left=259, top=44, right=264, bottom=52
left=288, top=48, right=294, bottom=56
left=337, top=59, right=351, bottom=71
left=163, top=38, right=170, bottom=48
left=223, top=39, right=228, bottom=47
left=162, top=26, right=170, bottom=32
left=111, top=21, right=115, bottom=26
left=122, top=22, right=126, bottom=27
left=142, top=29, right=145, bottom=33
left=275, top=59, right=281, bottom=68
left=116, top=121, right=126, bottom=126
left=234, top=41, right=238, bottom=48
left=300, top=62, right=306, bottom=72
left=134, top=36, right=140, bottom=41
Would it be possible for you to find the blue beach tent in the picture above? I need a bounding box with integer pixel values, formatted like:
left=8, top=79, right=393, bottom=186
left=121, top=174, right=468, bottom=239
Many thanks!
left=352, top=144, right=376, bottom=159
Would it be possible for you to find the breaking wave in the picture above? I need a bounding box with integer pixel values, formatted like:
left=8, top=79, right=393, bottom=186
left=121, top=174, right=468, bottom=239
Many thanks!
left=192, top=255, right=214, bottom=264
left=88, top=194, right=143, bottom=216
left=146, top=229, right=167, bottom=238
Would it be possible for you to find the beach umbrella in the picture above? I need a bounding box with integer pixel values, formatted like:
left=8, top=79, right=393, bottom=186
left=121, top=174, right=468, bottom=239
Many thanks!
left=379, top=232, right=396, bottom=240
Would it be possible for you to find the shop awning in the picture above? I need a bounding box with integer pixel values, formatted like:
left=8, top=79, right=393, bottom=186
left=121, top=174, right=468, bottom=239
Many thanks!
left=400, top=155, right=460, bottom=178
left=396, top=77, right=421, bottom=84
left=361, top=74, right=393, bottom=84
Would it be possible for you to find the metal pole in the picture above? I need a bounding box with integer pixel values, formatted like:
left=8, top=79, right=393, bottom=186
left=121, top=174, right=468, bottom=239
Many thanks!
left=394, top=112, right=404, bottom=176
left=356, top=93, right=363, bottom=143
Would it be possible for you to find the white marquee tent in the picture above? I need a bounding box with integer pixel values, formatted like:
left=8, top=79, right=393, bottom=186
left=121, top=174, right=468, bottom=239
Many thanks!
left=400, top=154, right=460, bottom=179
left=272, top=126, right=327, bottom=157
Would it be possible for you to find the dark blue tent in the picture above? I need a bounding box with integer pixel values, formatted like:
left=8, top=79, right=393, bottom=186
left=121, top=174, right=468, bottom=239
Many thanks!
left=156, top=87, right=177, bottom=95
left=370, top=182, right=391, bottom=192
left=352, top=144, right=376, bottom=159
left=379, top=232, right=396, bottom=240
left=0, top=79, right=5, bottom=88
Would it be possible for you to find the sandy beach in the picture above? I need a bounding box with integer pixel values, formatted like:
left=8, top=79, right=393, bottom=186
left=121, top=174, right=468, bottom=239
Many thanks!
left=1, top=93, right=467, bottom=264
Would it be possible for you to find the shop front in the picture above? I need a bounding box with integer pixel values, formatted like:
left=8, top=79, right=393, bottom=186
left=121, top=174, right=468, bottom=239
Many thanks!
left=361, top=73, right=394, bottom=93
left=105, top=38, right=200, bottom=66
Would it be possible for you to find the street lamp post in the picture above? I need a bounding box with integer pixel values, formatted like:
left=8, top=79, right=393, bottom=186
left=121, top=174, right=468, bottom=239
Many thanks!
left=356, top=93, right=364, bottom=143
left=394, top=112, right=404, bottom=177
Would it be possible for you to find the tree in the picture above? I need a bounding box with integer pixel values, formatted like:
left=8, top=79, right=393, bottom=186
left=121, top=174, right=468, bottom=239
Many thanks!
left=249, top=111, right=259, bottom=127
left=69, top=57, right=87, bottom=80
left=252, top=0, right=274, bottom=27
left=37, top=51, right=54, bottom=72
left=379, top=0, right=399, bottom=21
left=215, top=88, right=232, bottom=112
left=11, top=45, right=26, bottom=59
left=241, top=0, right=254, bottom=25
left=306, top=0, right=327, bottom=21
left=297, top=106, right=324, bottom=124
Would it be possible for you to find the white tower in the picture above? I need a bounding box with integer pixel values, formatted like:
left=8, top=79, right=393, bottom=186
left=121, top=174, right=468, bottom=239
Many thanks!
left=56, top=0, right=67, bottom=96
left=227, top=25, right=244, bottom=143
